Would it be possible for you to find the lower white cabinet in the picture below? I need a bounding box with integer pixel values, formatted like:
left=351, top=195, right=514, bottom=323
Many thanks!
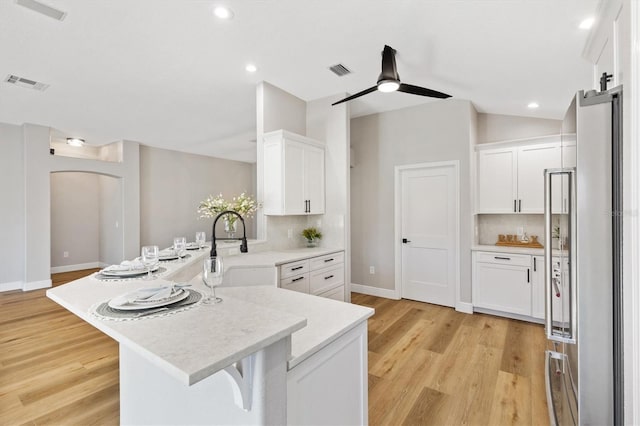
left=278, top=251, right=345, bottom=301
left=473, top=252, right=532, bottom=316
left=473, top=250, right=572, bottom=322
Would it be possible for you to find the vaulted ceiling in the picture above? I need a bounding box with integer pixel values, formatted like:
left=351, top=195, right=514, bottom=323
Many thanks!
left=0, top=0, right=599, bottom=162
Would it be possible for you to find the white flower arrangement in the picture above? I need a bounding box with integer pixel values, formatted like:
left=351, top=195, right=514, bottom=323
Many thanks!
left=198, top=193, right=259, bottom=225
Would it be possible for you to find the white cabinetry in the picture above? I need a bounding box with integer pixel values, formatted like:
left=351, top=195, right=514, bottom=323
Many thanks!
left=476, top=137, right=563, bottom=214
left=278, top=251, right=345, bottom=301
left=473, top=252, right=532, bottom=316
left=263, top=130, right=325, bottom=215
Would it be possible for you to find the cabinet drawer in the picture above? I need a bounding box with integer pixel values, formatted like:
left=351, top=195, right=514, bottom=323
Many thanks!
left=280, top=274, right=310, bottom=294
left=310, top=265, right=344, bottom=295
left=318, top=285, right=345, bottom=302
left=310, top=252, right=344, bottom=271
left=280, top=260, right=310, bottom=279
left=476, top=252, right=531, bottom=267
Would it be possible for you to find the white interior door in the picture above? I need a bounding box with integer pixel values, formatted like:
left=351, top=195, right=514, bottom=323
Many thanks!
left=399, top=163, right=457, bottom=307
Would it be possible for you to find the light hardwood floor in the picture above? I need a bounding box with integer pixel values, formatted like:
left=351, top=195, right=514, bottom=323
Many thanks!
left=1, top=271, right=548, bottom=425
left=352, top=293, right=550, bottom=426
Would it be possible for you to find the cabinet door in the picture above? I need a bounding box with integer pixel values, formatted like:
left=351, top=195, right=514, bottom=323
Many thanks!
left=531, top=256, right=545, bottom=319
left=304, top=144, right=325, bottom=214
left=517, top=144, right=561, bottom=213
left=263, top=141, right=284, bottom=215
left=474, top=262, right=531, bottom=316
left=477, top=148, right=517, bottom=213
left=283, top=140, right=306, bottom=214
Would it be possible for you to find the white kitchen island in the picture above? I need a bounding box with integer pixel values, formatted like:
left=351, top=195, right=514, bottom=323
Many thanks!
left=46, top=249, right=373, bottom=425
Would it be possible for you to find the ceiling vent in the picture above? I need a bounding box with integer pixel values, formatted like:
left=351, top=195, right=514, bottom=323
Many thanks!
left=329, top=64, right=352, bottom=77
left=15, top=0, right=66, bottom=21
left=5, top=74, right=50, bottom=91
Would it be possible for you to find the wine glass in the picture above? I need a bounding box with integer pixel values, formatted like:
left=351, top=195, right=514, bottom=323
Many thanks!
left=202, top=257, right=223, bottom=304
left=195, top=231, right=206, bottom=250
left=141, top=245, right=159, bottom=280
left=173, top=237, right=186, bottom=262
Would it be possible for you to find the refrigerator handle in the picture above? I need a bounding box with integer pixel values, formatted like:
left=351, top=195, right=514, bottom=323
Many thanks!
left=544, top=168, right=577, bottom=344
left=568, top=168, right=577, bottom=343
left=544, top=169, right=554, bottom=340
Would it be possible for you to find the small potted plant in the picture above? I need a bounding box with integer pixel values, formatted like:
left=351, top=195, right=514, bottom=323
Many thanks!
left=302, top=227, right=322, bottom=248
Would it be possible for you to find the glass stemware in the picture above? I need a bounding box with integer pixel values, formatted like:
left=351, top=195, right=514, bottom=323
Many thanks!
left=174, top=237, right=186, bottom=262
left=141, top=245, right=159, bottom=280
left=202, top=257, right=223, bottom=304
left=195, top=231, right=206, bottom=250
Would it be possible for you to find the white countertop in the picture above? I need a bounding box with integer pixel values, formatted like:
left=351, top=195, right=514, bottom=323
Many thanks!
left=46, top=245, right=372, bottom=386
left=222, top=247, right=343, bottom=269
left=472, top=244, right=568, bottom=257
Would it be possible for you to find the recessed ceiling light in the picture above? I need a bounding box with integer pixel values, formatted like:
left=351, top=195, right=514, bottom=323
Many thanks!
left=213, top=5, right=233, bottom=20
left=245, top=64, right=257, bottom=73
left=528, top=102, right=539, bottom=109
left=66, top=138, right=85, bottom=147
left=579, top=17, right=595, bottom=30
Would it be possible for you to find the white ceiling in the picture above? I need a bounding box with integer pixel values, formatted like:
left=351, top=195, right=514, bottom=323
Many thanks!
left=0, top=0, right=599, bottom=163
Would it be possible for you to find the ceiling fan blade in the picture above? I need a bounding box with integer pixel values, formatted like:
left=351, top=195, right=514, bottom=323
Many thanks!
left=331, top=86, right=378, bottom=105
left=398, top=83, right=451, bottom=99
left=378, top=45, right=400, bottom=83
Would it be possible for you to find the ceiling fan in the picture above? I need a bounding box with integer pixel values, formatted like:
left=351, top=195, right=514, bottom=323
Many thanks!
left=332, top=45, right=451, bottom=106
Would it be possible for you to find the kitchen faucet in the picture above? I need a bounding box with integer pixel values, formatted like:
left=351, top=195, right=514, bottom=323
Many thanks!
left=210, top=210, right=248, bottom=258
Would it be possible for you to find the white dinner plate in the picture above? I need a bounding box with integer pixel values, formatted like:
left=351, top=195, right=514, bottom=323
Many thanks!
left=100, top=264, right=159, bottom=277
left=159, top=253, right=186, bottom=261
left=108, top=288, right=189, bottom=310
left=186, top=242, right=202, bottom=250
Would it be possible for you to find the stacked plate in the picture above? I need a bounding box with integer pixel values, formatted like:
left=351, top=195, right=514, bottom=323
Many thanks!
left=159, top=249, right=186, bottom=261
left=108, top=283, right=189, bottom=310
left=100, top=263, right=158, bottom=278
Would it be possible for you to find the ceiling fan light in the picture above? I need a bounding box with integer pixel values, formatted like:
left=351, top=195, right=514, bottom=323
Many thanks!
left=378, top=80, right=400, bottom=93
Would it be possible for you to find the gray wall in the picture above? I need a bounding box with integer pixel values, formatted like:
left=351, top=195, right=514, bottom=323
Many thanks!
left=99, top=175, right=124, bottom=266
left=139, top=145, right=254, bottom=249
left=477, top=113, right=562, bottom=143
left=0, top=123, right=25, bottom=288
left=50, top=172, right=100, bottom=268
left=350, top=99, right=474, bottom=303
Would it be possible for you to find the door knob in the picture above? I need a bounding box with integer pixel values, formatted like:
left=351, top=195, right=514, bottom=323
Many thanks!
left=402, top=238, right=411, bottom=243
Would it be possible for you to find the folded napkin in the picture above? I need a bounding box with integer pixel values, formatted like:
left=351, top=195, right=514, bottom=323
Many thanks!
left=111, top=280, right=181, bottom=305
left=160, top=248, right=178, bottom=256
left=103, top=259, right=146, bottom=272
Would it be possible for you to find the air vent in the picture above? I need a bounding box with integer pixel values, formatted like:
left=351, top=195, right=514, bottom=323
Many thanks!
left=329, top=64, right=351, bottom=77
left=16, top=0, right=66, bottom=21
left=5, top=74, right=49, bottom=91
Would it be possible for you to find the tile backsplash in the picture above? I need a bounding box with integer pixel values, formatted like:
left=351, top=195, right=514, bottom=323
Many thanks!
left=477, top=214, right=561, bottom=246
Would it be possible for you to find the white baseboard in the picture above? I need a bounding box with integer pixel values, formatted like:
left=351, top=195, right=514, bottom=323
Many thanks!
left=455, top=302, right=474, bottom=314
left=50, top=262, right=104, bottom=274
left=0, top=281, right=23, bottom=292
left=350, top=283, right=400, bottom=300
left=23, top=279, right=52, bottom=291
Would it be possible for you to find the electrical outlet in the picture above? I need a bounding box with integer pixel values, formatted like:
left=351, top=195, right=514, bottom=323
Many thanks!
left=63, top=251, right=69, bottom=258
left=369, top=266, right=375, bottom=274
left=287, top=229, right=293, bottom=239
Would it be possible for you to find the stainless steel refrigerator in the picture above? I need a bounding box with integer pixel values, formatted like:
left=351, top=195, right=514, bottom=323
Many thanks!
left=543, top=86, right=624, bottom=425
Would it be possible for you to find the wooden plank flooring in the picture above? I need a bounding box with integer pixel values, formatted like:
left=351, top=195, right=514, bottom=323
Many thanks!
left=0, top=268, right=120, bottom=426
left=353, top=293, right=550, bottom=426
left=0, top=273, right=548, bottom=425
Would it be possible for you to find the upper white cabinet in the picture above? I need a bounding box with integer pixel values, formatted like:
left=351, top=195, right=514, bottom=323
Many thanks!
left=263, top=130, right=325, bottom=216
left=476, top=136, right=569, bottom=214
